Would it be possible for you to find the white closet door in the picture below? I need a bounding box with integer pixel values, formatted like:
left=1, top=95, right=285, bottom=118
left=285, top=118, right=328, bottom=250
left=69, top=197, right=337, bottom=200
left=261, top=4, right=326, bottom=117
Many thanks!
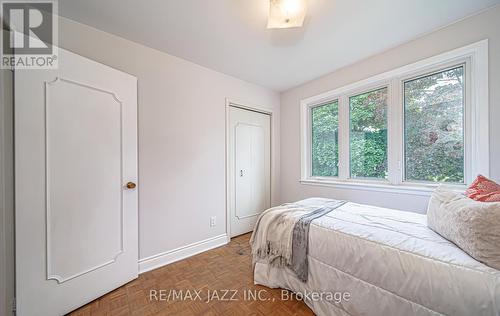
left=15, top=48, right=138, bottom=316
left=228, top=106, right=271, bottom=237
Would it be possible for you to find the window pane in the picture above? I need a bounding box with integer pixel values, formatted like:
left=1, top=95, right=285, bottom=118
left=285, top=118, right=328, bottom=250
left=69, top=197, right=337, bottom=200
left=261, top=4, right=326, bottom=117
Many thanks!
left=404, top=66, right=464, bottom=183
left=349, top=87, right=388, bottom=179
left=311, top=101, right=339, bottom=177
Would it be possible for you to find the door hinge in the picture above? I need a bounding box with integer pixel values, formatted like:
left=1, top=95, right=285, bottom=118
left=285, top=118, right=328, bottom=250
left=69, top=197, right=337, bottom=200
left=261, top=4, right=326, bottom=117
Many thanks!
left=12, top=297, right=16, bottom=314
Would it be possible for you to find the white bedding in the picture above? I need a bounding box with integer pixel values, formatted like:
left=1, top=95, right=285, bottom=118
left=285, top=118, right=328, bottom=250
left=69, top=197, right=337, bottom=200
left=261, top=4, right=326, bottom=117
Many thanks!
left=253, top=198, right=500, bottom=316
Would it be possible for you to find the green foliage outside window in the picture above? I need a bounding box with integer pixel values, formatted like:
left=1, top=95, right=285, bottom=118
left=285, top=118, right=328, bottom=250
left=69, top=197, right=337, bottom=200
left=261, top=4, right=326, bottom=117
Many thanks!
left=311, top=101, right=338, bottom=177
left=310, top=66, right=464, bottom=183
left=350, top=88, right=388, bottom=179
left=404, top=66, right=464, bottom=183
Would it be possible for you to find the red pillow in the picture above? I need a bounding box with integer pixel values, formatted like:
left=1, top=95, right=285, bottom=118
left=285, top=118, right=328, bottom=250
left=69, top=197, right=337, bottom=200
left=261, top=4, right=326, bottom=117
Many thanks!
left=466, top=175, right=500, bottom=202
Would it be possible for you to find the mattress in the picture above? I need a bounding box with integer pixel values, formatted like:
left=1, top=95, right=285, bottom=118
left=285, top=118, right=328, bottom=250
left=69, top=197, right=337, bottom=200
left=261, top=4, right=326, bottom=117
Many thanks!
left=253, top=198, right=500, bottom=316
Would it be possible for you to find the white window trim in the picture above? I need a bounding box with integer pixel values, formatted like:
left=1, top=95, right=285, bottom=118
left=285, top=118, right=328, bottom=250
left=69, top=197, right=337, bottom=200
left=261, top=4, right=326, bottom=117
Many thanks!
left=300, top=40, right=489, bottom=196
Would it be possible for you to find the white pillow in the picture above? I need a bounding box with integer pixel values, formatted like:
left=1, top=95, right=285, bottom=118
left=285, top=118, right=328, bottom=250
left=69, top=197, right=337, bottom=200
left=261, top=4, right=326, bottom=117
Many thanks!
left=427, top=187, right=500, bottom=270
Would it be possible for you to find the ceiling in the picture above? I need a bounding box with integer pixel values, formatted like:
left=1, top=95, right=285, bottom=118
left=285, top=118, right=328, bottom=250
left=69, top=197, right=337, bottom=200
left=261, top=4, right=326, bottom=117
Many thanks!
left=59, top=0, right=500, bottom=92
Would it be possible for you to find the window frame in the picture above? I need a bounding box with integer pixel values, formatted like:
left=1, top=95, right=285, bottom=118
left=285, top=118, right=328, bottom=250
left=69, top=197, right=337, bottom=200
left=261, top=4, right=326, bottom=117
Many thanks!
left=401, top=62, right=468, bottom=185
left=300, top=40, right=489, bottom=196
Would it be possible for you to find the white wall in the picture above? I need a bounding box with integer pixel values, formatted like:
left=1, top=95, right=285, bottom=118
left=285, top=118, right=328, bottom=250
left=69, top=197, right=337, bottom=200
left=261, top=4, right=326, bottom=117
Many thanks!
left=280, top=6, right=500, bottom=213
left=57, top=17, right=280, bottom=267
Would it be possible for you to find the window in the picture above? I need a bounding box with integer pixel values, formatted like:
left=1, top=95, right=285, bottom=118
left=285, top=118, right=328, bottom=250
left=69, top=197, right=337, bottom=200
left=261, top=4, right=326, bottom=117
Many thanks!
left=311, top=101, right=339, bottom=177
left=404, top=66, right=465, bottom=183
left=349, top=87, right=388, bottom=179
left=300, top=40, right=489, bottom=194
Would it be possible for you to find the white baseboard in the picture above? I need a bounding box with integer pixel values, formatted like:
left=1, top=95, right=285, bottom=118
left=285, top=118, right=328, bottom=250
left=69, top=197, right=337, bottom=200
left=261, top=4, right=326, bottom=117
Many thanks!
left=138, top=234, right=229, bottom=274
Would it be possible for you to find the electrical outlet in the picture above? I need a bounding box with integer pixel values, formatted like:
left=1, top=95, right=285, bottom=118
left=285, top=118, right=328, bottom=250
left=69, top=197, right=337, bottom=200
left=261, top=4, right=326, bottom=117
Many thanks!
left=210, top=216, right=216, bottom=227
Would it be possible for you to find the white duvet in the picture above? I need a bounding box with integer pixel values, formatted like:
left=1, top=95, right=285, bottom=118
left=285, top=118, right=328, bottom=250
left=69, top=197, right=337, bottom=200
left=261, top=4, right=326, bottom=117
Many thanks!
left=253, top=198, right=500, bottom=316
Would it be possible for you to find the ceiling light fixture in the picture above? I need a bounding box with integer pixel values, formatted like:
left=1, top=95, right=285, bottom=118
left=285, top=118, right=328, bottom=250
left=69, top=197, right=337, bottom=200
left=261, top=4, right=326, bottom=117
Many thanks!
left=267, top=0, right=307, bottom=29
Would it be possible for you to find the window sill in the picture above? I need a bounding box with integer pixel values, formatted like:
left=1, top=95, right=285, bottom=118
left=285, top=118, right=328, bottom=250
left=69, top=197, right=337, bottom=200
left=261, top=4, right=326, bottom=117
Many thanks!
left=300, top=178, right=466, bottom=196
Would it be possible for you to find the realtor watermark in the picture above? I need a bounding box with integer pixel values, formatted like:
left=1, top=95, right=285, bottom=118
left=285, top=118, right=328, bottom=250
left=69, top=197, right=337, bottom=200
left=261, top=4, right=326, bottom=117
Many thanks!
left=1, top=0, right=58, bottom=69
left=149, top=288, right=351, bottom=305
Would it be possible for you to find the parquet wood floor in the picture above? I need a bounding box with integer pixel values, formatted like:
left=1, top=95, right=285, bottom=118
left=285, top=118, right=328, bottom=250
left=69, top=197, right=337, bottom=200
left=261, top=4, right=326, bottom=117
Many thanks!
left=69, top=233, right=314, bottom=316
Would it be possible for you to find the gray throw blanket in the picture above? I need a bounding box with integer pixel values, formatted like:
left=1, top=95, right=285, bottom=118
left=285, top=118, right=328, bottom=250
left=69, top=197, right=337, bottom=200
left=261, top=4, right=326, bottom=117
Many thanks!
left=250, top=198, right=346, bottom=282
left=291, top=201, right=346, bottom=281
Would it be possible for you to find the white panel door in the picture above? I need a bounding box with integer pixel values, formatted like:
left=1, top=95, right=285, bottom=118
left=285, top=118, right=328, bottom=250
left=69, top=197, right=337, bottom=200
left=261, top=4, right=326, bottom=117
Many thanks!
left=228, top=106, right=271, bottom=237
left=15, top=48, right=138, bottom=316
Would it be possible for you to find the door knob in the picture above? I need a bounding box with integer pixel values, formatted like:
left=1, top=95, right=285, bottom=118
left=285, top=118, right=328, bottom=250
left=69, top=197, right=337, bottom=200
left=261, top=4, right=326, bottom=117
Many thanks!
left=125, top=182, right=137, bottom=189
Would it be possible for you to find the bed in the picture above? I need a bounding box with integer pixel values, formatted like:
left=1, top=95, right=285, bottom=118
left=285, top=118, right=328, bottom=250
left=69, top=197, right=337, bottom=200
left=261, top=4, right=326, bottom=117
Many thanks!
left=251, top=198, right=500, bottom=316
